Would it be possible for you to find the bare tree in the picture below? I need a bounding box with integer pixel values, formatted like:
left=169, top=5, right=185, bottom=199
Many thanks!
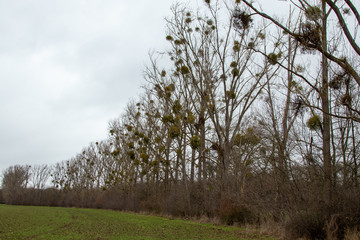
left=240, top=0, right=360, bottom=122
left=30, top=164, right=50, bottom=189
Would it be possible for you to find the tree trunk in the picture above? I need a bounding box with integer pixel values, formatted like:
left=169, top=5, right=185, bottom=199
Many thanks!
left=321, top=0, right=333, bottom=206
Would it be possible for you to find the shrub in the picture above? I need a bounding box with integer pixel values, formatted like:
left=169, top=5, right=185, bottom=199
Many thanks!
left=219, top=197, right=255, bottom=225
left=327, top=213, right=360, bottom=240
left=0, top=189, right=4, bottom=204
left=220, top=205, right=255, bottom=225
left=285, top=210, right=326, bottom=240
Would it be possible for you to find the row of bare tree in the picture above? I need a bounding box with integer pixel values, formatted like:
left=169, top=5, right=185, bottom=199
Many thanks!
left=1, top=1, right=359, bottom=239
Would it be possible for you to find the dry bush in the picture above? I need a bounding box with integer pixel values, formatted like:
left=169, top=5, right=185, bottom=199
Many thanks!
left=325, top=188, right=360, bottom=240
left=344, top=228, right=360, bottom=240
left=0, top=189, right=4, bottom=204
left=259, top=221, right=286, bottom=239
left=2, top=187, right=25, bottom=205
left=40, top=188, right=62, bottom=206
left=285, top=205, right=360, bottom=240
left=325, top=214, right=340, bottom=240
left=193, top=214, right=222, bottom=226
left=325, top=213, right=360, bottom=240
left=100, top=187, right=132, bottom=210
left=164, top=190, right=189, bottom=217
left=285, top=210, right=326, bottom=240
left=218, top=196, right=256, bottom=225
left=94, top=194, right=104, bottom=209
left=188, top=184, right=207, bottom=216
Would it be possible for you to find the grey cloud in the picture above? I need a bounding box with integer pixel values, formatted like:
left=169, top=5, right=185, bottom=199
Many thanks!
left=0, top=0, right=178, bottom=172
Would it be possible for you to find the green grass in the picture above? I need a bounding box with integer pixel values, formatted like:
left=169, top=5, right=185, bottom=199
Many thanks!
left=0, top=204, right=276, bottom=240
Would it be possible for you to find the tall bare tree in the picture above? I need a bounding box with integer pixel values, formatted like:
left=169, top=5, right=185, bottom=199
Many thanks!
left=30, top=164, right=50, bottom=189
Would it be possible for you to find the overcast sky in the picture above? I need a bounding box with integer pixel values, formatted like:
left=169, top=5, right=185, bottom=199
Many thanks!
left=0, top=0, right=291, bottom=173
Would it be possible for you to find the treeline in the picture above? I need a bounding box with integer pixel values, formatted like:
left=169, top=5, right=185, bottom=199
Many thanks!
left=1, top=1, right=360, bottom=239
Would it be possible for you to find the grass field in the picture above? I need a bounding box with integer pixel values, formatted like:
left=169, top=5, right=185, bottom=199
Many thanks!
left=0, top=204, right=276, bottom=240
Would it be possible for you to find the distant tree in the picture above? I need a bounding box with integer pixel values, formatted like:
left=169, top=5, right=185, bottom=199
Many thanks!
left=30, top=164, right=50, bottom=189
left=1, top=165, right=30, bottom=204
